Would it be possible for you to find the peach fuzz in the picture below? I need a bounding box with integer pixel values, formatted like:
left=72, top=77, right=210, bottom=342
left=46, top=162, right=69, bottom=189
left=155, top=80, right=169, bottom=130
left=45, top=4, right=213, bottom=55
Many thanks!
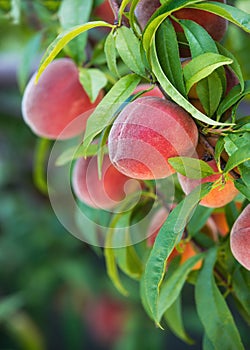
left=72, top=154, right=138, bottom=210
left=108, top=97, right=198, bottom=180
left=178, top=159, right=239, bottom=208
left=230, top=205, right=250, bottom=270
left=22, top=58, right=103, bottom=140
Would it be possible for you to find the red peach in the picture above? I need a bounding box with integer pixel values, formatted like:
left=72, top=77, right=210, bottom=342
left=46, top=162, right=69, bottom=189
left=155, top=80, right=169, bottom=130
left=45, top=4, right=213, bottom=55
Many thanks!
left=133, top=84, right=164, bottom=99
left=22, top=58, right=103, bottom=140
left=72, top=154, right=138, bottom=209
left=230, top=205, right=250, bottom=270
left=108, top=96, right=198, bottom=180
left=93, top=0, right=114, bottom=23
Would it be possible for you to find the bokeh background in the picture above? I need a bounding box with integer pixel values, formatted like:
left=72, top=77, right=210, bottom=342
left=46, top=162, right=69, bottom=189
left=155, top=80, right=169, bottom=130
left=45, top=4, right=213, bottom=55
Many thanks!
left=0, top=1, right=249, bottom=349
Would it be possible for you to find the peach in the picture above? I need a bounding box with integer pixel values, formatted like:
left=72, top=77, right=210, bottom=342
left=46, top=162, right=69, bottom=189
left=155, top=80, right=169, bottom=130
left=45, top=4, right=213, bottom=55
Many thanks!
left=179, top=241, right=202, bottom=270
left=108, top=96, right=198, bottom=180
left=212, top=211, right=229, bottom=236
left=72, top=154, right=138, bottom=209
left=93, top=0, right=114, bottom=23
left=22, top=58, right=103, bottom=140
left=230, top=205, right=250, bottom=270
left=178, top=159, right=239, bottom=208
left=135, top=0, right=161, bottom=30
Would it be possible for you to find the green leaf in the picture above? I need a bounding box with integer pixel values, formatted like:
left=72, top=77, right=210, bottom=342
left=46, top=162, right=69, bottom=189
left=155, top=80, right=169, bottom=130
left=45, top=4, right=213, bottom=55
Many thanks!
left=187, top=206, right=214, bottom=237
left=182, top=53, right=233, bottom=94
left=104, top=31, right=120, bottom=78
left=82, top=74, right=141, bottom=155
left=196, top=71, right=224, bottom=117
left=115, top=26, right=146, bottom=76
left=157, top=253, right=204, bottom=323
left=224, top=132, right=250, bottom=156
left=168, top=157, right=215, bottom=179
left=79, top=68, right=107, bottom=103
left=216, top=42, right=244, bottom=93
left=164, top=295, right=194, bottom=344
left=33, top=138, right=51, bottom=195
left=217, top=80, right=250, bottom=118
left=190, top=2, right=250, bottom=33
left=233, top=268, right=250, bottom=317
left=115, top=243, right=144, bottom=280
left=0, top=293, right=24, bottom=322
left=155, top=18, right=186, bottom=96
left=36, top=21, right=114, bottom=82
left=58, top=0, right=93, bottom=64
left=179, top=19, right=218, bottom=57
left=234, top=179, right=250, bottom=201
left=150, top=39, right=229, bottom=126
left=223, top=144, right=250, bottom=173
left=195, top=247, right=244, bottom=350
left=141, top=182, right=213, bottom=326
left=214, top=136, right=225, bottom=165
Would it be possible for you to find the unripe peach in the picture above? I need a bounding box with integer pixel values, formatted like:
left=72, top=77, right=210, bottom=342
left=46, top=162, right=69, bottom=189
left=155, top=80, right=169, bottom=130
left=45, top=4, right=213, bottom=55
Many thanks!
left=178, top=159, right=239, bottom=208
left=22, top=58, right=103, bottom=140
left=72, top=154, right=138, bottom=209
left=108, top=97, right=198, bottom=180
left=230, top=205, right=250, bottom=270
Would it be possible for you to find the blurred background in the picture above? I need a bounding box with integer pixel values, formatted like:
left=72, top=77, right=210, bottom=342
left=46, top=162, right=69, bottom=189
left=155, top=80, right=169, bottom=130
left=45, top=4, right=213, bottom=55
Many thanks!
left=0, top=1, right=249, bottom=349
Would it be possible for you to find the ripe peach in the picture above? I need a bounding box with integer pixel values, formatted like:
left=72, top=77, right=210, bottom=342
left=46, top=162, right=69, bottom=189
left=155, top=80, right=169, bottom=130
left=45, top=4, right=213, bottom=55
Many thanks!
left=178, top=159, right=239, bottom=208
left=22, top=58, right=103, bottom=140
left=133, top=84, right=164, bottom=99
left=72, top=154, right=138, bottom=209
left=230, top=205, right=250, bottom=270
left=93, top=0, right=114, bottom=23
left=180, top=241, right=202, bottom=270
left=108, top=97, right=198, bottom=180
left=212, top=202, right=242, bottom=236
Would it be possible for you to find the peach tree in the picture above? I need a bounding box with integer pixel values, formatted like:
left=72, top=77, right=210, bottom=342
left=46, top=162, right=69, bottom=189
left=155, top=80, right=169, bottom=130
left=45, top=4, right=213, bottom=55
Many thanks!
left=20, top=0, right=250, bottom=348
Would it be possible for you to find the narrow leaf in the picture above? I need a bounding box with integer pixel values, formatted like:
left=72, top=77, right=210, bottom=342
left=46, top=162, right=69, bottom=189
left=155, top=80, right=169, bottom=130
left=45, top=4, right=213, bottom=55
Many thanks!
left=150, top=39, right=229, bottom=126
left=223, top=144, right=250, bottom=173
left=234, top=179, right=250, bottom=201
left=115, top=26, right=146, bottom=76
left=182, top=53, right=232, bottom=94
left=141, top=183, right=213, bottom=324
left=104, top=31, right=120, bottom=78
left=155, top=18, right=186, bottom=96
left=195, top=247, right=244, bottom=350
left=168, top=157, right=215, bottom=179
left=36, top=21, right=114, bottom=82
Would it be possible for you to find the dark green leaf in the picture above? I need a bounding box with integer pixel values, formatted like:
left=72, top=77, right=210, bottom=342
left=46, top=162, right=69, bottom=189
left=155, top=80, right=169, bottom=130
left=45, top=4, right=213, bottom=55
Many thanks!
left=157, top=253, right=204, bottom=323
left=223, top=144, right=250, bottom=173
left=168, top=157, right=215, bottom=179
left=196, top=71, right=224, bottom=117
left=82, top=74, right=141, bottom=155
left=217, top=80, right=250, bottom=118
left=233, top=268, right=250, bottom=317
left=234, top=179, right=250, bottom=201
left=187, top=206, right=214, bottom=236
left=164, top=295, right=194, bottom=344
left=195, top=248, right=244, bottom=350
left=179, top=19, right=218, bottom=57
left=155, top=18, right=186, bottom=96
